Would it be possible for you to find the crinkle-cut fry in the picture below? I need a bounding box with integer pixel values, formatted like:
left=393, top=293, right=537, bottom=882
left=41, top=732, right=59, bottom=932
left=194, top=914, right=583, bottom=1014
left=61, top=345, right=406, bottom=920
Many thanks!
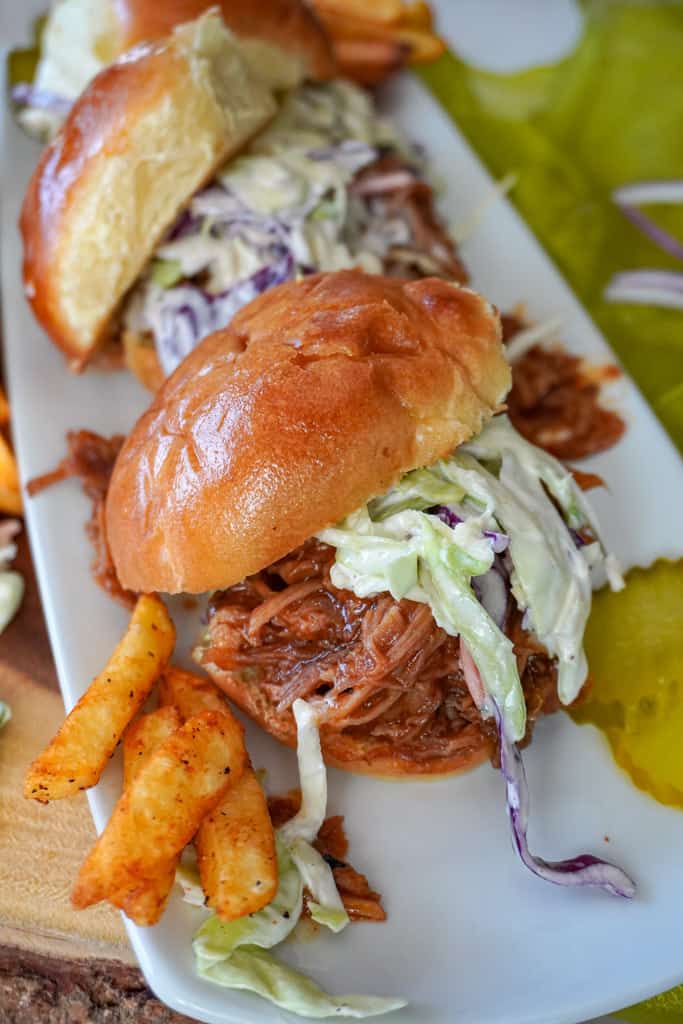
left=196, top=764, right=277, bottom=920
left=0, top=436, right=22, bottom=515
left=123, top=705, right=182, bottom=788
left=159, top=665, right=277, bottom=919
left=312, top=0, right=403, bottom=25
left=72, top=710, right=246, bottom=925
left=158, top=665, right=228, bottom=719
left=25, top=595, right=175, bottom=802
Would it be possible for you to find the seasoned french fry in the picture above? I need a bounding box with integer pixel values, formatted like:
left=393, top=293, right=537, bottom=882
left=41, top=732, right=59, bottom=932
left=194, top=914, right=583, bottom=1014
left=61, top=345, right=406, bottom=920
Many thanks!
left=0, top=436, right=22, bottom=516
left=398, top=1, right=433, bottom=30
left=72, top=710, right=246, bottom=925
left=123, top=705, right=182, bottom=788
left=25, top=595, right=175, bottom=802
left=119, top=705, right=183, bottom=922
left=0, top=485, right=22, bottom=517
left=158, top=665, right=227, bottom=719
left=159, top=666, right=277, bottom=919
left=196, top=764, right=277, bottom=920
left=335, top=38, right=409, bottom=85
left=393, top=25, right=445, bottom=62
left=0, top=387, right=10, bottom=427
left=316, top=8, right=402, bottom=40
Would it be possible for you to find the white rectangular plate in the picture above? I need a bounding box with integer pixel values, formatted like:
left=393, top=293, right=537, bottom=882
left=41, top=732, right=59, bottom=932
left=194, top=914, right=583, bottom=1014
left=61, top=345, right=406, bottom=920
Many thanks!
left=3, top=41, right=683, bottom=1024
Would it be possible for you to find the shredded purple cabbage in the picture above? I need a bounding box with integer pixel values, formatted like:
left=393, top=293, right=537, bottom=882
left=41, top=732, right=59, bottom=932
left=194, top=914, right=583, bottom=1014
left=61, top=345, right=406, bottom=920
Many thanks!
left=11, top=83, right=71, bottom=115
left=494, top=703, right=636, bottom=898
left=155, top=251, right=295, bottom=376
left=432, top=506, right=509, bottom=553
left=167, top=207, right=203, bottom=242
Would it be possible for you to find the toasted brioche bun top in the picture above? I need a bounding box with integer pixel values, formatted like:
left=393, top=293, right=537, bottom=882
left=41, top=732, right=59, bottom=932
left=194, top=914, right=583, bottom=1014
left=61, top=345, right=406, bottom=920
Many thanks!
left=114, top=0, right=336, bottom=82
left=106, top=270, right=510, bottom=595
left=21, top=14, right=276, bottom=365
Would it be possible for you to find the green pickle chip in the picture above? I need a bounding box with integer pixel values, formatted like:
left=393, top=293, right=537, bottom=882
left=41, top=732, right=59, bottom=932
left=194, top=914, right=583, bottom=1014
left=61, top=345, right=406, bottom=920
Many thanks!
left=572, top=560, right=683, bottom=808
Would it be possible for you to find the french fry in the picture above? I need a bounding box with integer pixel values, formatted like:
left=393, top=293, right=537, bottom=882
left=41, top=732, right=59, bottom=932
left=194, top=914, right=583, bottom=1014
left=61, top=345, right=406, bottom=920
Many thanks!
left=335, top=38, right=409, bottom=86
left=196, top=764, right=277, bottom=920
left=122, top=705, right=182, bottom=788
left=25, top=595, right=175, bottom=802
left=159, top=666, right=277, bottom=919
left=316, top=8, right=403, bottom=40
left=158, top=665, right=228, bottom=719
left=312, top=0, right=403, bottom=25
left=392, top=25, right=445, bottom=62
left=72, top=710, right=246, bottom=925
left=0, top=387, right=10, bottom=427
left=0, top=436, right=22, bottom=516
left=120, top=705, right=184, bottom=922
left=314, top=3, right=444, bottom=76
left=398, top=1, right=433, bottom=30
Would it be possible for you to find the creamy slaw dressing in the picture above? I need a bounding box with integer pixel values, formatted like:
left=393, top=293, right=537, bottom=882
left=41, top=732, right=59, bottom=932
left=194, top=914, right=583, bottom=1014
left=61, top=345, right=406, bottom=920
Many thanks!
left=123, top=80, right=423, bottom=376
left=318, top=415, right=622, bottom=742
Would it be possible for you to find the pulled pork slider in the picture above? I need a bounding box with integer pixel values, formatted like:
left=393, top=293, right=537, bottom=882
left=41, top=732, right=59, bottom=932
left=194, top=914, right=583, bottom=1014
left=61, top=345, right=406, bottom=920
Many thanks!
left=20, top=11, right=464, bottom=387
left=106, top=270, right=618, bottom=776
left=18, top=0, right=335, bottom=139
left=20, top=13, right=277, bottom=365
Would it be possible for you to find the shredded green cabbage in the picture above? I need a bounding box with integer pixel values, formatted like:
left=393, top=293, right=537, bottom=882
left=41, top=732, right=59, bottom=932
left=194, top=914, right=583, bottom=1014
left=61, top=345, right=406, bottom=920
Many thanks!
left=318, top=415, right=620, bottom=735
left=0, top=701, right=11, bottom=731
left=185, top=701, right=402, bottom=1017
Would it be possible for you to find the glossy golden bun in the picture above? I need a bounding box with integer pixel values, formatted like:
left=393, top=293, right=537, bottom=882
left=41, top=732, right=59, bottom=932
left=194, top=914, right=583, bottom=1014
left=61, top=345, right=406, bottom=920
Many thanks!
left=203, top=659, right=490, bottom=776
left=114, top=0, right=336, bottom=83
left=106, top=270, right=510, bottom=594
left=20, top=14, right=276, bottom=365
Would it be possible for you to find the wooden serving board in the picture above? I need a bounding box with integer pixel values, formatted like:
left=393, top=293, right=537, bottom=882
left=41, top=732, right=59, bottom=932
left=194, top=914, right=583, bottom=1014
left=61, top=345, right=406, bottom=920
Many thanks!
left=0, top=532, right=194, bottom=1023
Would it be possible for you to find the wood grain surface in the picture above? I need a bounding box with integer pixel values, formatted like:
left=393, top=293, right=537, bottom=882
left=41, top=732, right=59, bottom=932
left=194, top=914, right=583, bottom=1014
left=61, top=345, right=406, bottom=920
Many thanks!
left=0, top=525, right=196, bottom=1022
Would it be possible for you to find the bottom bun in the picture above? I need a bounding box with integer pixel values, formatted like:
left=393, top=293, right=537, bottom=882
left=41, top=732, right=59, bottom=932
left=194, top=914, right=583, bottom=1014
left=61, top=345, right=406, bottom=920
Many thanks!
left=202, top=659, right=490, bottom=778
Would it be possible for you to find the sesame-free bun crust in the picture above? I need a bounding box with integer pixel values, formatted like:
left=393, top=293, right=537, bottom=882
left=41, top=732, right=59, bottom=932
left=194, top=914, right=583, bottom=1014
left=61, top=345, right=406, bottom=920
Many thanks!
left=20, top=14, right=276, bottom=364
left=114, top=0, right=336, bottom=81
left=107, top=270, right=510, bottom=595
left=202, top=659, right=490, bottom=777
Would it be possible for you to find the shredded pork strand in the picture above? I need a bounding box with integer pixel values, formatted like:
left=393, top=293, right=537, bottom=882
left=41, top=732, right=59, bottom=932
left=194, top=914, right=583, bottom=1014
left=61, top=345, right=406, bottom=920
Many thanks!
left=267, top=795, right=385, bottom=923
left=502, top=314, right=626, bottom=460
left=354, top=154, right=469, bottom=284
left=27, top=431, right=133, bottom=607
left=203, top=540, right=559, bottom=768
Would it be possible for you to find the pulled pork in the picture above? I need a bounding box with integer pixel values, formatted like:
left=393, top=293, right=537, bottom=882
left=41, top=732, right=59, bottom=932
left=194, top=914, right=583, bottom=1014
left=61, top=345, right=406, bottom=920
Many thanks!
left=503, top=314, right=625, bottom=460
left=27, top=431, right=133, bottom=606
left=202, top=540, right=559, bottom=769
left=268, top=794, right=385, bottom=923
left=352, top=154, right=469, bottom=284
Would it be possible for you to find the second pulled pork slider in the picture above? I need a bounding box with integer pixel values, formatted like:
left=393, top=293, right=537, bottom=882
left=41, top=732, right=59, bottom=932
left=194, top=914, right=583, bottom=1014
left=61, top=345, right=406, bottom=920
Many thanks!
left=106, top=270, right=619, bottom=776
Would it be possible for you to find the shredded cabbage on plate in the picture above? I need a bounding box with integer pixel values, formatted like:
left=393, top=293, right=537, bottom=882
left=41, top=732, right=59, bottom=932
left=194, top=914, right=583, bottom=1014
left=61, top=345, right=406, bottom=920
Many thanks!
left=182, top=700, right=405, bottom=1018
left=319, top=414, right=634, bottom=897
